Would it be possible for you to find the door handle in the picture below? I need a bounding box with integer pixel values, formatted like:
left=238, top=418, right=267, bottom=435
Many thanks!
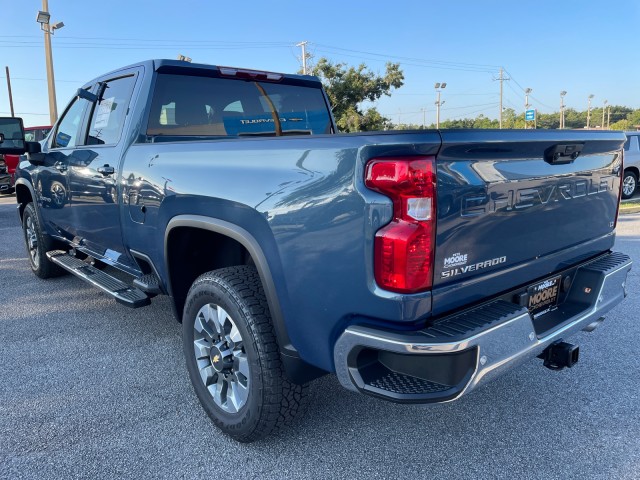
left=54, top=161, right=67, bottom=172
left=97, top=164, right=115, bottom=176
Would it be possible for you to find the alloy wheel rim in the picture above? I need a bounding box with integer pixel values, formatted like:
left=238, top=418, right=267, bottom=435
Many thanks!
left=51, top=183, right=65, bottom=206
left=25, top=216, right=39, bottom=268
left=623, top=175, right=636, bottom=197
left=193, top=303, right=250, bottom=413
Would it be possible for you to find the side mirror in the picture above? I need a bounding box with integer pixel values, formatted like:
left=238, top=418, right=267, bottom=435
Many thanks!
left=0, top=117, right=26, bottom=154
left=26, top=141, right=44, bottom=166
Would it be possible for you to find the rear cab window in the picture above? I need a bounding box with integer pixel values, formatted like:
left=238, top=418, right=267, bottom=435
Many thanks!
left=146, top=72, right=333, bottom=140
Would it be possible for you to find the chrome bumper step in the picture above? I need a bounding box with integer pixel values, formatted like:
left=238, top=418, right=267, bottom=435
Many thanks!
left=334, top=252, right=632, bottom=403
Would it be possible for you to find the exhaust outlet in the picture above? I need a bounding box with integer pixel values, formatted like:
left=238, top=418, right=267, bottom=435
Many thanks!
left=538, top=341, right=580, bottom=371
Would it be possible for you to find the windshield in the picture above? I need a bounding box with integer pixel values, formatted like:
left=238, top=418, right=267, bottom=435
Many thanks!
left=147, top=73, right=332, bottom=138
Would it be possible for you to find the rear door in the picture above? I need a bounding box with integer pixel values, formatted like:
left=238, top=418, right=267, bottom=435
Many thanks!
left=433, top=129, right=624, bottom=314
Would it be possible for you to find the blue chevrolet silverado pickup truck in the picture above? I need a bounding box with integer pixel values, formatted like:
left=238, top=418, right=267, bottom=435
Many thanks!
left=0, top=60, right=631, bottom=442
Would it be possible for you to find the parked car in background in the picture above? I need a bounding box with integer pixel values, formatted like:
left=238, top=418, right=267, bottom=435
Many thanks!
left=0, top=125, right=51, bottom=194
left=622, top=131, right=640, bottom=199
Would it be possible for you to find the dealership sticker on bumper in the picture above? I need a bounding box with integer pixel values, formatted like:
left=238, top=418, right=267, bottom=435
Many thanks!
left=527, top=275, right=562, bottom=317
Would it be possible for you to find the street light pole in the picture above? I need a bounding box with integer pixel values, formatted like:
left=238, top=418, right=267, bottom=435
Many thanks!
left=434, top=82, right=446, bottom=129
left=560, top=91, right=566, bottom=129
left=420, top=108, right=426, bottom=129
left=37, top=0, right=64, bottom=125
left=586, top=94, right=594, bottom=129
left=524, top=88, right=532, bottom=129
left=607, top=105, right=611, bottom=130
left=296, top=41, right=308, bottom=75
left=5, top=66, right=14, bottom=117
left=601, top=100, right=607, bottom=130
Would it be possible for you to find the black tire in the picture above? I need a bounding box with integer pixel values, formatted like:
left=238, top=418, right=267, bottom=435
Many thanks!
left=22, top=203, right=65, bottom=279
left=622, top=170, right=638, bottom=200
left=182, top=265, right=308, bottom=442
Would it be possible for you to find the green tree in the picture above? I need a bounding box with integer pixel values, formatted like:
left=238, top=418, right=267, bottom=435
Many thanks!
left=309, top=58, right=404, bottom=132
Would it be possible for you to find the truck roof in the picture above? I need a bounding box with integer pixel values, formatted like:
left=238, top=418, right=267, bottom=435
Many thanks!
left=81, top=59, right=321, bottom=89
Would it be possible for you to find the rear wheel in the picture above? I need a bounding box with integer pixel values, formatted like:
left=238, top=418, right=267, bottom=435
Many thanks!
left=622, top=170, right=637, bottom=199
left=182, top=266, right=307, bottom=442
left=22, top=203, right=65, bottom=279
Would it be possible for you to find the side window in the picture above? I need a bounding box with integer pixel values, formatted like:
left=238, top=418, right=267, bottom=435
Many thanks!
left=86, top=75, right=136, bottom=146
left=624, top=137, right=631, bottom=151
left=53, top=99, right=86, bottom=148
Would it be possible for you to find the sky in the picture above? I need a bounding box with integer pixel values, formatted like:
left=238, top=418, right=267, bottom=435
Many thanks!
left=1, top=0, right=639, bottom=128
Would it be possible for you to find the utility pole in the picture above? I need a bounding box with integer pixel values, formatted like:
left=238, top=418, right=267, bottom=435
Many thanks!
left=434, top=82, right=446, bottom=129
left=524, top=88, right=532, bottom=129
left=607, top=105, right=611, bottom=129
left=601, top=100, right=607, bottom=130
left=494, top=68, right=509, bottom=129
left=5, top=66, right=14, bottom=117
left=586, top=94, right=594, bottom=129
left=420, top=108, right=426, bottom=129
left=296, top=41, right=308, bottom=75
left=560, top=91, right=567, bottom=129
left=37, top=1, right=64, bottom=125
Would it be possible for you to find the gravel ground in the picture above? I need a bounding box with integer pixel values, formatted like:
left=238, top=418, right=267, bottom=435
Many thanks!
left=1, top=194, right=639, bottom=479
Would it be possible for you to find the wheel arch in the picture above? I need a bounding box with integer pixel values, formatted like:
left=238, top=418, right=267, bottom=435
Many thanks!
left=164, top=215, right=326, bottom=384
left=15, top=178, right=36, bottom=219
left=624, top=165, right=639, bottom=179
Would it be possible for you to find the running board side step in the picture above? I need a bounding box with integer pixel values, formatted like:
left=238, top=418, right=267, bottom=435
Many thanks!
left=133, top=273, right=162, bottom=295
left=47, top=250, right=150, bottom=308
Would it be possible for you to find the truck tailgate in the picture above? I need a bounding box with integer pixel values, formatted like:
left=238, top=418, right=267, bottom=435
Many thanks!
left=432, top=130, right=625, bottom=315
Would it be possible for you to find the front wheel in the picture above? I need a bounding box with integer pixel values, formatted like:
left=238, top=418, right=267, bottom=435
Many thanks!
left=622, top=170, right=637, bottom=200
left=22, top=203, right=65, bottom=279
left=182, top=266, right=307, bottom=442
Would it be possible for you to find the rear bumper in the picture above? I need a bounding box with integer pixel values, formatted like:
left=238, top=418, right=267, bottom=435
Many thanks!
left=333, top=252, right=632, bottom=403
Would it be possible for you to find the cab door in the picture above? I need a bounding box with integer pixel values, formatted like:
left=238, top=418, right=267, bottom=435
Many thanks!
left=35, top=95, right=90, bottom=239
left=67, top=72, right=139, bottom=270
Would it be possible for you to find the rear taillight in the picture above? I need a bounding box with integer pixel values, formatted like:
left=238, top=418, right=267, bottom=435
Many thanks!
left=365, top=156, right=437, bottom=293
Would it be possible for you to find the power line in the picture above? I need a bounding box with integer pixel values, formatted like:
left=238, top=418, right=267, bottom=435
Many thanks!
left=382, top=101, right=500, bottom=117
left=395, top=92, right=498, bottom=97
left=0, top=35, right=295, bottom=45
left=0, top=44, right=293, bottom=50
left=312, top=46, right=499, bottom=73
left=447, top=104, right=500, bottom=121
left=0, top=76, right=82, bottom=83
left=312, top=43, right=501, bottom=71
left=441, top=101, right=500, bottom=112
left=0, top=111, right=48, bottom=115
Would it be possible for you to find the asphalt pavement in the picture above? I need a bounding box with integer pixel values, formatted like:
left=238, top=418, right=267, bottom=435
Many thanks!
left=1, top=193, right=639, bottom=479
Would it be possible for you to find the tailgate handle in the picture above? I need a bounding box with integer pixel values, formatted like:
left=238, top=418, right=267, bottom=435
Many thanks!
left=544, top=143, right=584, bottom=165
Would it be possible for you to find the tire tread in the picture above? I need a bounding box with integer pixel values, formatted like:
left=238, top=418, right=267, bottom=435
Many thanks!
left=186, top=265, right=308, bottom=442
